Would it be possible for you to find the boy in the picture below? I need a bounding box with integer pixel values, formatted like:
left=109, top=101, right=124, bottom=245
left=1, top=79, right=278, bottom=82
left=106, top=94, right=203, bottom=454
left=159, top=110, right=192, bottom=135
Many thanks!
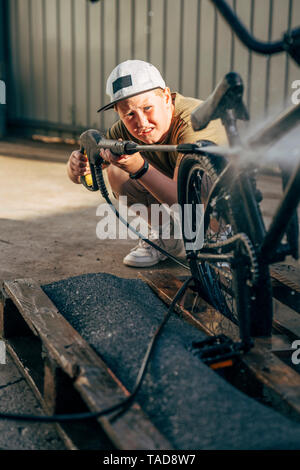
left=67, top=60, right=227, bottom=267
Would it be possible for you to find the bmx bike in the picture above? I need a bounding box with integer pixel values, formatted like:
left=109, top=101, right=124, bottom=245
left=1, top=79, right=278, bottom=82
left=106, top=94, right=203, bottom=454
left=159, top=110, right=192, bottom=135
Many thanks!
left=177, top=0, right=300, bottom=350
left=81, top=0, right=300, bottom=357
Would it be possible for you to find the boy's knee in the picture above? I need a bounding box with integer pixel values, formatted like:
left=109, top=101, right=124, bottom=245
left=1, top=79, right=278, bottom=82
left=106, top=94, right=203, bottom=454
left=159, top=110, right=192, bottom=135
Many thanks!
left=107, top=165, right=128, bottom=195
left=107, top=165, right=138, bottom=206
left=107, top=164, right=159, bottom=208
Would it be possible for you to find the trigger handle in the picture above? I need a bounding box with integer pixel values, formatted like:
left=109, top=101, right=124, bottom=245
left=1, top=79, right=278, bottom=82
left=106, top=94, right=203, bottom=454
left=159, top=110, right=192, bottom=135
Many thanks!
left=80, top=146, right=99, bottom=192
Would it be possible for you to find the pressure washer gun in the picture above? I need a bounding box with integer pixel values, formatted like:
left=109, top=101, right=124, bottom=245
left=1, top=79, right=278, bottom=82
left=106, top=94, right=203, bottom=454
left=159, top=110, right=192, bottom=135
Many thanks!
left=79, top=129, right=141, bottom=192
left=79, top=128, right=207, bottom=192
left=79, top=129, right=103, bottom=192
left=80, top=129, right=146, bottom=192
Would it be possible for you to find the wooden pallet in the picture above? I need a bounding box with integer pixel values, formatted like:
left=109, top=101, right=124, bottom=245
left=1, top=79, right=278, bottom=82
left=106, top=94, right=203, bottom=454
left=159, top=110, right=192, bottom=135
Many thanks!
left=139, top=267, right=300, bottom=423
left=1, top=263, right=300, bottom=448
left=0, top=279, right=171, bottom=450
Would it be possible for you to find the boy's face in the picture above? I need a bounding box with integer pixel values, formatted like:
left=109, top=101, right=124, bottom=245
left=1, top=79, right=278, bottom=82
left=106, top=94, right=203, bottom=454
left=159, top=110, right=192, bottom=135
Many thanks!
left=115, top=88, right=174, bottom=144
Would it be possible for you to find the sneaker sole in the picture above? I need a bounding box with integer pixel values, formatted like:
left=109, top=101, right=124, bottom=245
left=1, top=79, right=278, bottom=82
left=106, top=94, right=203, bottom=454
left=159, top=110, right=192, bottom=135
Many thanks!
left=123, top=257, right=167, bottom=268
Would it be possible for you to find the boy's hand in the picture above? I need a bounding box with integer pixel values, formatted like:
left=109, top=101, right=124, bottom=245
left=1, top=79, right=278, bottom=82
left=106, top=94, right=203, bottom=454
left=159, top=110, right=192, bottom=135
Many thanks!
left=68, top=150, right=91, bottom=178
left=100, top=147, right=145, bottom=175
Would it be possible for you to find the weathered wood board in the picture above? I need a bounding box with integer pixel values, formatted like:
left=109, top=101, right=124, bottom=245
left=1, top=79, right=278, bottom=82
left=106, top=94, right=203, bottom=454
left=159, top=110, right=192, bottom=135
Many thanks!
left=0, top=279, right=171, bottom=450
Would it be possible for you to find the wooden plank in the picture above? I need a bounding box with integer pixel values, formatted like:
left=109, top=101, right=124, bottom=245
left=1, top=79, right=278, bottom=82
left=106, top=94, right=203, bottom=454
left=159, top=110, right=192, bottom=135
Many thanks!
left=273, top=299, right=300, bottom=340
left=2, top=279, right=171, bottom=450
left=43, top=354, right=115, bottom=451
left=0, top=286, right=32, bottom=338
left=139, top=271, right=240, bottom=341
left=271, top=264, right=300, bottom=313
left=271, top=264, right=300, bottom=293
left=140, top=271, right=300, bottom=421
left=244, top=337, right=300, bottom=419
left=5, top=342, right=115, bottom=449
left=75, top=365, right=172, bottom=451
left=5, top=338, right=44, bottom=403
left=272, top=279, right=300, bottom=314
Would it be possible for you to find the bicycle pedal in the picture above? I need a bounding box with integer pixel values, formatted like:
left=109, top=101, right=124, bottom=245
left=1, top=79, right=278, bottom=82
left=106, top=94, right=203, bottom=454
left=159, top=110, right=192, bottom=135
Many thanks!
left=189, top=334, right=245, bottom=369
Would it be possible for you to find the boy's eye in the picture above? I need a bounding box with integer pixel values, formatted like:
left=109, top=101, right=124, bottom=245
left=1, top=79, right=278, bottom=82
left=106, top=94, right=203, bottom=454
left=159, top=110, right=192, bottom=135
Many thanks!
left=144, top=106, right=152, bottom=111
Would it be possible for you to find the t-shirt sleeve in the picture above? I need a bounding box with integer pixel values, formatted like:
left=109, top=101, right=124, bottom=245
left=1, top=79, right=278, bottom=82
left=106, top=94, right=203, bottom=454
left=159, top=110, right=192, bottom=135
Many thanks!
left=178, top=117, right=227, bottom=146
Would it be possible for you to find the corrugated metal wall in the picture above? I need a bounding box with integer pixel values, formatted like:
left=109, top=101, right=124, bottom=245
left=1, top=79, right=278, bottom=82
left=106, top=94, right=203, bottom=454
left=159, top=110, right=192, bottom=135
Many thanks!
left=5, top=0, right=300, bottom=137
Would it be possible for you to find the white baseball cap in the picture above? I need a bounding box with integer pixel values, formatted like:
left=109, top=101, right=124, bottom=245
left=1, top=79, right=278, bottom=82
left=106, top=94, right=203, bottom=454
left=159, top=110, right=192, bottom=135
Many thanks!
left=97, top=60, right=166, bottom=113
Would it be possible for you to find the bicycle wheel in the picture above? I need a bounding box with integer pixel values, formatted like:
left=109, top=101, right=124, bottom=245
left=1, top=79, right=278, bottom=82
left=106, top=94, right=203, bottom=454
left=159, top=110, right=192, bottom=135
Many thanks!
left=177, top=152, right=272, bottom=341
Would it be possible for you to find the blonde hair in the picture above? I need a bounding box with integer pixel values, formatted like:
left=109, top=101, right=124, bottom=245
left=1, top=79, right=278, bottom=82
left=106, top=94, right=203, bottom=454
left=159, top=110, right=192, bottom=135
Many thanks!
left=114, top=88, right=166, bottom=112
left=153, top=87, right=165, bottom=97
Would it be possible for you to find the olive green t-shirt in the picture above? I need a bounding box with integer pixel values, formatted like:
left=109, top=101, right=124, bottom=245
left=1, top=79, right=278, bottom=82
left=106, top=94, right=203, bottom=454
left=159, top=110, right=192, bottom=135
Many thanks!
left=107, top=92, right=228, bottom=179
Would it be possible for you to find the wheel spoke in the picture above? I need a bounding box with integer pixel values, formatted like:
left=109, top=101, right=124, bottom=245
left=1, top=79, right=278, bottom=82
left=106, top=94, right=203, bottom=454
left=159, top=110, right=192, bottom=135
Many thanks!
left=180, top=157, right=239, bottom=333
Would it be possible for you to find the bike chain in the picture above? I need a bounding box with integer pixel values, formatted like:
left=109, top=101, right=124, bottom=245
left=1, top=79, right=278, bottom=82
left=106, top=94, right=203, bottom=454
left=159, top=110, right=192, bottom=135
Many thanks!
left=200, top=184, right=260, bottom=285
left=202, top=232, right=259, bottom=285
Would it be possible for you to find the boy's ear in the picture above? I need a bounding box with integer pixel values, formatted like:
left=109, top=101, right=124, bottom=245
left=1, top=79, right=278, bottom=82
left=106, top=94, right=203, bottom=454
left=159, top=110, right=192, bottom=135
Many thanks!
left=163, top=87, right=172, bottom=105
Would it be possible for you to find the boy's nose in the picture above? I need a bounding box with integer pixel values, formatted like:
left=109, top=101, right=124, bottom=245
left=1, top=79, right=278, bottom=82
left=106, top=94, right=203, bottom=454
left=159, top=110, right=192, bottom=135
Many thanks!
left=136, top=112, right=148, bottom=128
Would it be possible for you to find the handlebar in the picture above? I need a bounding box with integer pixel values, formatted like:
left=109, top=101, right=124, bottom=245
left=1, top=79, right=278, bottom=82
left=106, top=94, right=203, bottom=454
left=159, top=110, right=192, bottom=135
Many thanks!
left=88, top=0, right=300, bottom=64
left=211, top=0, right=300, bottom=65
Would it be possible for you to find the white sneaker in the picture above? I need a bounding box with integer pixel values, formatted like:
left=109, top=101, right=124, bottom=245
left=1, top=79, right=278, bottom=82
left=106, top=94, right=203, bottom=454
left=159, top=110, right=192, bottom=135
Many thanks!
left=123, top=230, right=186, bottom=268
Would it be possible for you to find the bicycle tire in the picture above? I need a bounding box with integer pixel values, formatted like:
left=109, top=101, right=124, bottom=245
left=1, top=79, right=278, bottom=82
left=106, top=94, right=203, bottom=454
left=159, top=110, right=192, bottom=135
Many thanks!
left=177, top=152, right=273, bottom=340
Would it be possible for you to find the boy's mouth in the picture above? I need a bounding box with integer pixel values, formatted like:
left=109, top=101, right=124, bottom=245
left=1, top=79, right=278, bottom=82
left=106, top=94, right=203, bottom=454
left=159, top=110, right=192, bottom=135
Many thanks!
left=138, top=128, right=154, bottom=136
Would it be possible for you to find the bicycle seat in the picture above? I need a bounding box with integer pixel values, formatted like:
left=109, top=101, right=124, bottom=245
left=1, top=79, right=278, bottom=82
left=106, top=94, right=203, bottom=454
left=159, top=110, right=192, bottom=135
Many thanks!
left=191, top=72, right=249, bottom=131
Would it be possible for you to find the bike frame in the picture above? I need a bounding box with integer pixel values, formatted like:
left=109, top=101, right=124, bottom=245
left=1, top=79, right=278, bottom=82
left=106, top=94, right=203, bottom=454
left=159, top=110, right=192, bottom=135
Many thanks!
left=200, top=0, right=300, bottom=269
left=202, top=102, right=300, bottom=266
left=191, top=99, right=300, bottom=341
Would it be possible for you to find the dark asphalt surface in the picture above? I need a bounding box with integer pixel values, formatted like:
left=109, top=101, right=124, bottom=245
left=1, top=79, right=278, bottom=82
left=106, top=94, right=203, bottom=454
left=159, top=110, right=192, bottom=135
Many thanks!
left=43, top=272, right=300, bottom=450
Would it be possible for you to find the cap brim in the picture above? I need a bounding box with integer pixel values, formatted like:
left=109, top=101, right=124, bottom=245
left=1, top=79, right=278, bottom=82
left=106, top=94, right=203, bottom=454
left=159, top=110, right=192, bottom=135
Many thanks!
left=97, top=87, right=163, bottom=113
left=97, top=102, right=115, bottom=113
